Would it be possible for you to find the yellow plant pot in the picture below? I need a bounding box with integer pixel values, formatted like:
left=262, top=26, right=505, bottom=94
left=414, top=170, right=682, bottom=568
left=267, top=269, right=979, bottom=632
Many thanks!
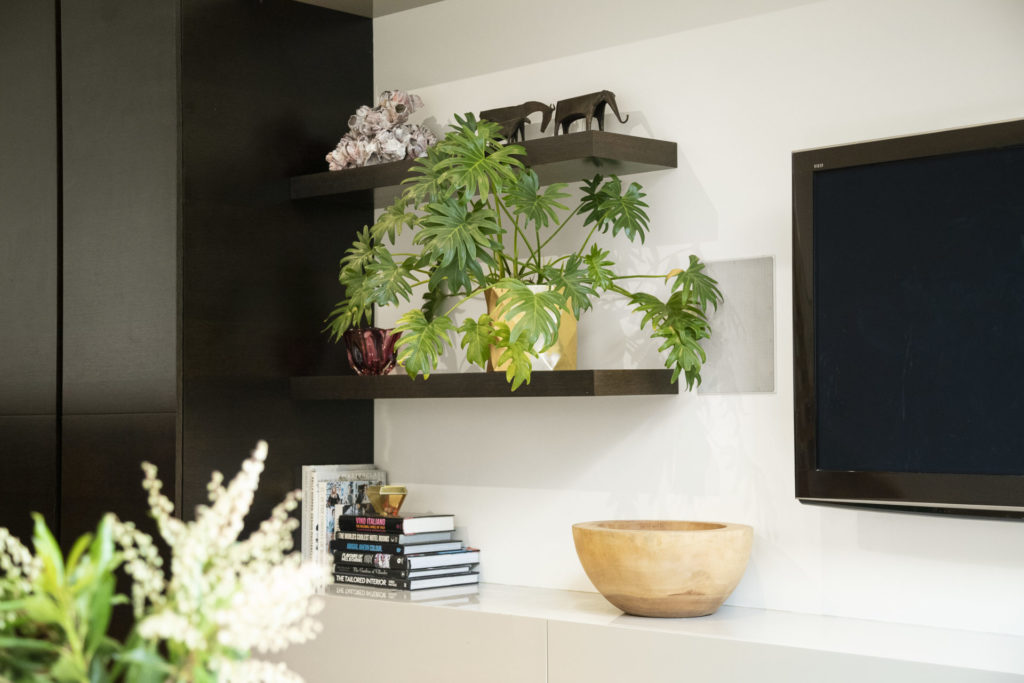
left=484, top=286, right=577, bottom=372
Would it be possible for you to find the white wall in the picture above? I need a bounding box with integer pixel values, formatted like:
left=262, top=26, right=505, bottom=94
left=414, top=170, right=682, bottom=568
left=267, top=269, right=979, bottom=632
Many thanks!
left=370, top=0, right=1024, bottom=636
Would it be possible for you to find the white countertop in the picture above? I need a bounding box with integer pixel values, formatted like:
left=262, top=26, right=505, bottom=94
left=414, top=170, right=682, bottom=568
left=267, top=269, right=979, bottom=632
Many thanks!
left=322, top=581, right=1024, bottom=676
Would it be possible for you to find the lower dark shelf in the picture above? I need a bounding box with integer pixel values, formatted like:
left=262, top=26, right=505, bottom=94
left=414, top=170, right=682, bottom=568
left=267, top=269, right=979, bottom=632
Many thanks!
left=290, top=370, right=678, bottom=399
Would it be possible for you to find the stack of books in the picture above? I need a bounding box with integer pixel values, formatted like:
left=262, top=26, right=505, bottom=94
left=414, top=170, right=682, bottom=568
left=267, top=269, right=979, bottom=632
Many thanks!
left=329, top=513, right=480, bottom=591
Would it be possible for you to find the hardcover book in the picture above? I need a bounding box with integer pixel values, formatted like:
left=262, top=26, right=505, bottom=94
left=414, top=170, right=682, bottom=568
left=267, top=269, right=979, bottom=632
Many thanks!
left=325, top=582, right=480, bottom=605
left=332, top=530, right=454, bottom=545
left=339, top=564, right=476, bottom=580
left=332, top=570, right=480, bottom=591
left=301, top=464, right=387, bottom=566
left=334, top=513, right=455, bottom=535
left=335, top=548, right=480, bottom=571
left=329, top=539, right=463, bottom=555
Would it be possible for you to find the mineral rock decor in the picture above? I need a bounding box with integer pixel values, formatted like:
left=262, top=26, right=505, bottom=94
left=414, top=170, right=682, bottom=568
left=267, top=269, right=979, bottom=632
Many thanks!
left=326, top=90, right=437, bottom=170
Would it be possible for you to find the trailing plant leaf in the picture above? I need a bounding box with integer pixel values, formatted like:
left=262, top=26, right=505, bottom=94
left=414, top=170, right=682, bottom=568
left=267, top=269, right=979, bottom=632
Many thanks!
left=338, top=226, right=376, bottom=281
left=491, top=321, right=537, bottom=391
left=458, top=314, right=498, bottom=369
left=653, top=324, right=709, bottom=388
left=668, top=254, right=723, bottom=312
left=583, top=244, right=617, bottom=292
left=627, top=290, right=715, bottom=389
left=372, top=196, right=419, bottom=245
left=419, top=282, right=449, bottom=322
left=394, top=309, right=456, bottom=379
left=324, top=300, right=367, bottom=343
left=363, top=249, right=416, bottom=308
left=580, top=174, right=650, bottom=242
left=542, top=254, right=597, bottom=317
left=492, top=280, right=567, bottom=350
left=403, top=143, right=452, bottom=204
left=506, top=170, right=569, bottom=229
left=431, top=114, right=524, bottom=202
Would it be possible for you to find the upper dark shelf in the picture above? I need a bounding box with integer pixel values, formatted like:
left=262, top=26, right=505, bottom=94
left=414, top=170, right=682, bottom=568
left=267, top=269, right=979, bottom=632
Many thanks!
left=290, top=369, right=678, bottom=400
left=290, top=131, right=678, bottom=207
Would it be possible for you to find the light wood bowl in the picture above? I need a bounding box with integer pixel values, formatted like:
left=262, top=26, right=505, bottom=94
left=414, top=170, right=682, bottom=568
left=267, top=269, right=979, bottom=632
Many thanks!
left=572, top=520, right=753, bottom=618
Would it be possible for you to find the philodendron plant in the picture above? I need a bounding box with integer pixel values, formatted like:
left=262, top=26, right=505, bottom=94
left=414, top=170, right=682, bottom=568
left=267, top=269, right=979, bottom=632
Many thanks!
left=326, top=114, right=723, bottom=390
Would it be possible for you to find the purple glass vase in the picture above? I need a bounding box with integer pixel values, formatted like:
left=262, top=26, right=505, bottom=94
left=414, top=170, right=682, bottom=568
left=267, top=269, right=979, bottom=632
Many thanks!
left=342, top=327, right=401, bottom=376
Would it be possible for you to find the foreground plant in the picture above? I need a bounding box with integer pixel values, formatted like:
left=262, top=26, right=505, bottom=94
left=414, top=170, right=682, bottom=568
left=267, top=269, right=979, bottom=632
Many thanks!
left=326, top=114, right=722, bottom=390
left=0, top=442, right=324, bottom=683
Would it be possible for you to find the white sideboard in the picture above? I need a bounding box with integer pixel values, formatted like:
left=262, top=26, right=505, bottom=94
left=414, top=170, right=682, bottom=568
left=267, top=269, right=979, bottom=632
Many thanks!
left=277, top=583, right=1024, bottom=682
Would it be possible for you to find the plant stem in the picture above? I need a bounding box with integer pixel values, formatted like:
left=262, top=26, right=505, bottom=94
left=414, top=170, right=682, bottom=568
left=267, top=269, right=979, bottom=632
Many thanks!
left=495, top=195, right=535, bottom=264
left=575, top=223, right=601, bottom=256
left=612, top=274, right=667, bottom=280
left=537, top=206, right=582, bottom=252
left=444, top=287, right=486, bottom=317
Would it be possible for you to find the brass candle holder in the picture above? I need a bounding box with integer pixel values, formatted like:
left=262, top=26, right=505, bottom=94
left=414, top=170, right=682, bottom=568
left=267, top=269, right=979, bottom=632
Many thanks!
left=366, top=485, right=407, bottom=517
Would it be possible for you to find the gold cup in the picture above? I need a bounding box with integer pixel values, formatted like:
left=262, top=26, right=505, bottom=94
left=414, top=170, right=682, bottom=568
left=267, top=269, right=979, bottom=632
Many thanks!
left=366, top=485, right=407, bottom=517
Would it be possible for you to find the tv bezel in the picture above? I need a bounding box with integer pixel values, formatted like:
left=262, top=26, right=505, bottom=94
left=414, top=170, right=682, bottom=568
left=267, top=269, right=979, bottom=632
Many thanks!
left=792, top=118, right=1024, bottom=519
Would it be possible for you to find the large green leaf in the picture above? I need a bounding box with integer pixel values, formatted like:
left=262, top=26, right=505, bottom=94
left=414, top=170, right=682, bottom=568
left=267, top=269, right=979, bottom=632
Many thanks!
left=626, top=280, right=716, bottom=389
left=431, top=114, right=524, bottom=202
left=491, top=321, right=536, bottom=391
left=371, top=197, right=419, bottom=245
left=668, top=254, right=723, bottom=312
left=579, top=174, right=650, bottom=243
left=402, top=143, right=452, bottom=205
left=324, top=300, right=370, bottom=342
left=457, top=314, right=497, bottom=369
left=363, top=249, right=416, bottom=308
left=583, top=244, right=617, bottom=292
left=492, top=280, right=567, bottom=349
left=0, top=636, right=60, bottom=652
left=505, top=169, right=569, bottom=229
left=394, top=309, right=456, bottom=378
left=31, top=513, right=65, bottom=591
left=419, top=281, right=449, bottom=322
left=541, top=255, right=597, bottom=318
left=415, top=198, right=502, bottom=270
left=653, top=324, right=709, bottom=388
left=338, top=226, right=376, bottom=281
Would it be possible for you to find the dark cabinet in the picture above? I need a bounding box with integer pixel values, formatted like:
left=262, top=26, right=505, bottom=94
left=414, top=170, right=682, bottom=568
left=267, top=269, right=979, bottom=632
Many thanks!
left=0, top=0, right=374, bottom=546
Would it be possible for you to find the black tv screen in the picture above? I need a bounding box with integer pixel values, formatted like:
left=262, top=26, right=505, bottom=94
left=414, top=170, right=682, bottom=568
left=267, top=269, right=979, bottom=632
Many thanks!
left=793, top=119, right=1024, bottom=517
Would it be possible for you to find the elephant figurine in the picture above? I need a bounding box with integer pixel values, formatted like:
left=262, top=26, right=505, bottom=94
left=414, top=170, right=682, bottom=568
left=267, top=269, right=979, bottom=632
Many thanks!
left=553, top=90, right=629, bottom=135
left=478, top=101, right=554, bottom=143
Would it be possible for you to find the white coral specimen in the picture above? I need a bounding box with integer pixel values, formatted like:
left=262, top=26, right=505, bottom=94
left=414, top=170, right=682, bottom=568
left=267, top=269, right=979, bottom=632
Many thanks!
left=326, top=89, right=434, bottom=170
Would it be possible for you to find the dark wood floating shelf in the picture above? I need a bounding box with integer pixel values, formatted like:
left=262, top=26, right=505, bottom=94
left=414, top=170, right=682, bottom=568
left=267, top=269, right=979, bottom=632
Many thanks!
left=290, top=131, right=678, bottom=207
left=290, top=369, right=679, bottom=400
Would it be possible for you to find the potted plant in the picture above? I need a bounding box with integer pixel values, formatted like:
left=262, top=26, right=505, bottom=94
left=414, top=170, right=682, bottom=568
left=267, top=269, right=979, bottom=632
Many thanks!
left=325, top=114, right=722, bottom=390
left=0, top=442, right=323, bottom=682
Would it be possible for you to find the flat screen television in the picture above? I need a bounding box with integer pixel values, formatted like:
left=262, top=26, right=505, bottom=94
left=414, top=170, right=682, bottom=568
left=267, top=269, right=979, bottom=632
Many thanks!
left=792, top=118, right=1024, bottom=518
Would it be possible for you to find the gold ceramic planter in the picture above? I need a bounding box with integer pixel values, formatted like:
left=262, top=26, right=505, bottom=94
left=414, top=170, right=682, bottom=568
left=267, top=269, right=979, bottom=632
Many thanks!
left=572, top=520, right=753, bottom=618
left=484, top=286, right=577, bottom=372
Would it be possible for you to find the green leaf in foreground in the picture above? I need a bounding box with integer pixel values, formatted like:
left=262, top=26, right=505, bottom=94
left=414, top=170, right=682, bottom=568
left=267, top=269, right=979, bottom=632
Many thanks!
left=458, top=314, right=498, bottom=369
left=492, top=280, right=567, bottom=350
left=491, top=321, right=536, bottom=391
left=394, top=309, right=455, bottom=379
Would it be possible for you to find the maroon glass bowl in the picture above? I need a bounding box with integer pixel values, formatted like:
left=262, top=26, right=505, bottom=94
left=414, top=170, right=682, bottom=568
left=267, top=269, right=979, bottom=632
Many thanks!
left=342, top=327, right=401, bottom=375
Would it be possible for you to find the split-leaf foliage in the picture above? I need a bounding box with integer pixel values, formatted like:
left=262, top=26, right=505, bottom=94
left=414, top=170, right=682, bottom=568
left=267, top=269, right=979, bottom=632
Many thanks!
left=327, top=114, right=723, bottom=389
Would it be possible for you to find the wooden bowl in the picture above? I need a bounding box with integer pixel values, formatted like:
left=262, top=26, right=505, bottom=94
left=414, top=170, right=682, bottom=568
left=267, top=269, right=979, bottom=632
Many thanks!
left=572, top=520, right=753, bottom=618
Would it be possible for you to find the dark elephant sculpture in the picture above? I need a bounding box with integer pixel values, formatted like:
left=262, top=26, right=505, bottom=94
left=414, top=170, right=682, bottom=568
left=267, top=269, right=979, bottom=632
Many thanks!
left=553, top=90, right=629, bottom=135
left=478, top=101, right=554, bottom=143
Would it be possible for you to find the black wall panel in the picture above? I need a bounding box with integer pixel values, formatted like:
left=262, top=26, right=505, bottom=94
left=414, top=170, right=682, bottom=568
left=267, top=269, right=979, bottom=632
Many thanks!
left=179, top=0, right=374, bottom=522
left=0, top=0, right=59, bottom=540
left=59, top=0, right=179, bottom=542
left=60, top=0, right=178, bottom=417
left=60, top=413, right=176, bottom=544
left=1, top=0, right=375, bottom=543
